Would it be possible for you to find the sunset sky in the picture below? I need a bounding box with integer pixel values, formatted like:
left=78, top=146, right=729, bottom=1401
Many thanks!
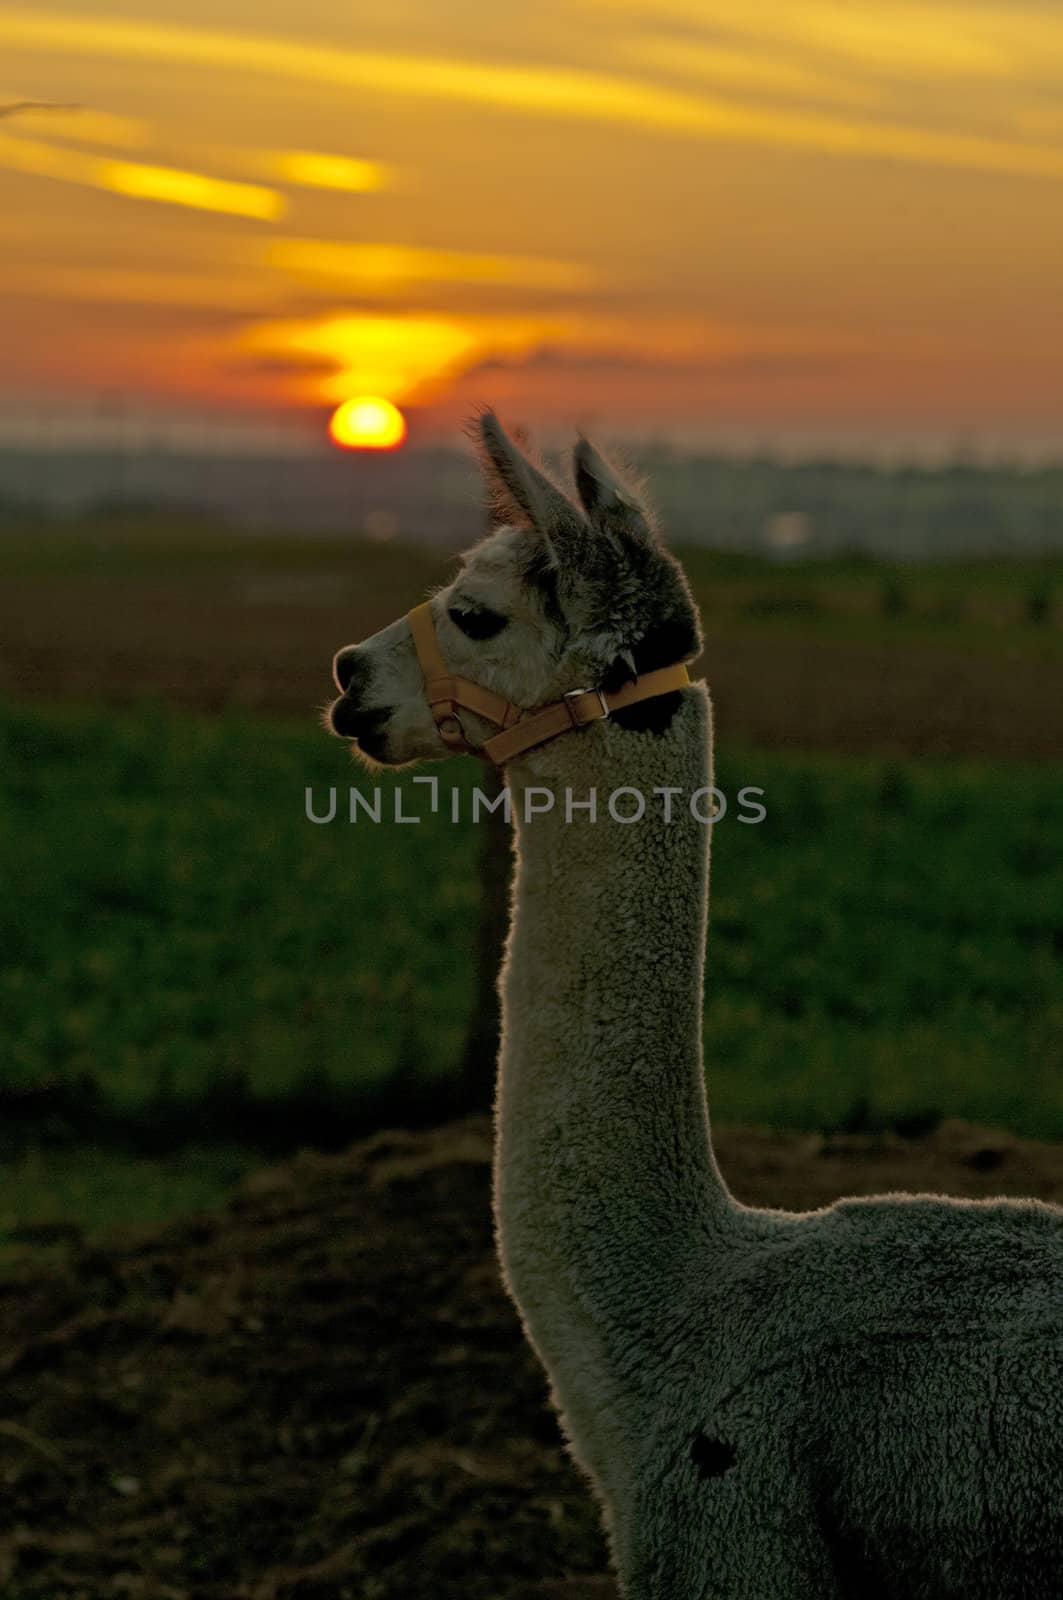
left=2, top=1, right=1062, bottom=453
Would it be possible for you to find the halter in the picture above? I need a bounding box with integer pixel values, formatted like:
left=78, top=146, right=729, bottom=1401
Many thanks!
left=407, top=600, right=692, bottom=765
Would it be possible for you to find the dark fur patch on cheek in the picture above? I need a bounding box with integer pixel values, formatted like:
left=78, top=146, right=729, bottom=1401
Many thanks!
left=602, top=648, right=680, bottom=733
left=600, top=654, right=637, bottom=694
left=602, top=610, right=698, bottom=733
left=632, top=613, right=701, bottom=674
left=691, top=1433, right=737, bottom=1480
left=611, top=691, right=682, bottom=734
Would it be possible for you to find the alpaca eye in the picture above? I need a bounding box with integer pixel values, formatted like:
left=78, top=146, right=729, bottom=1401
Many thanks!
left=448, top=606, right=507, bottom=641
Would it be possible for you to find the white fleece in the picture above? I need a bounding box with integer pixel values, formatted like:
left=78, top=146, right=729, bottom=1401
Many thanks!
left=495, top=684, right=1063, bottom=1600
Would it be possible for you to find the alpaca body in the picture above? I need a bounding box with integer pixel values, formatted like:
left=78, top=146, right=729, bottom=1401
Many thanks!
left=328, top=413, right=1063, bottom=1599
left=623, top=1200, right=1063, bottom=1600
left=498, top=687, right=1063, bottom=1599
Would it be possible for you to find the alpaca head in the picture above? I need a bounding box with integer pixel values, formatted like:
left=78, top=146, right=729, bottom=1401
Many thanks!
left=328, top=411, right=701, bottom=766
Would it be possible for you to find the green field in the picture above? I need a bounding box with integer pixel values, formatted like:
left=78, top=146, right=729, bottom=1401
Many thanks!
left=1, top=512, right=1061, bottom=1237
left=3, top=694, right=1061, bottom=1175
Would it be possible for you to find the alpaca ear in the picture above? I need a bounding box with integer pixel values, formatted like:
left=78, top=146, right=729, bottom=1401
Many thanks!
left=472, top=410, right=588, bottom=563
left=573, top=437, right=656, bottom=547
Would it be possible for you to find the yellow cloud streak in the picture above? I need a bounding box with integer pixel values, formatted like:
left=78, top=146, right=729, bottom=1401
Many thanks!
left=721, top=107, right=1063, bottom=179
left=4, top=7, right=1063, bottom=180
left=0, top=130, right=283, bottom=218
left=0, top=129, right=85, bottom=178
left=265, top=239, right=596, bottom=292
left=268, top=151, right=391, bottom=193
left=0, top=96, right=146, bottom=144
left=797, top=3, right=1014, bottom=78
left=0, top=10, right=718, bottom=130
left=590, top=0, right=1026, bottom=81
left=613, top=36, right=883, bottom=106
left=98, top=160, right=282, bottom=219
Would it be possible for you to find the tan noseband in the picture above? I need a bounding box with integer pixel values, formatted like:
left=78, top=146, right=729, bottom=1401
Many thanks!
left=406, top=600, right=692, bottom=765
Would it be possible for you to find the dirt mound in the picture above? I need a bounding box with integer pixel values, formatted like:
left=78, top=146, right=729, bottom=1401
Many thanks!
left=1, top=1118, right=1060, bottom=1600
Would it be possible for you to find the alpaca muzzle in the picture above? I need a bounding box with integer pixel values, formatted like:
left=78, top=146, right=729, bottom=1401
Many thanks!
left=406, top=601, right=692, bottom=765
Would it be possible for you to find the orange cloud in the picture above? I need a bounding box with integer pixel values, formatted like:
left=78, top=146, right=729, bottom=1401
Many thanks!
left=263, top=239, right=596, bottom=292
left=239, top=313, right=483, bottom=403
left=234, top=299, right=876, bottom=413
left=11, top=265, right=280, bottom=310
left=0, top=98, right=147, bottom=146
left=0, top=129, right=88, bottom=179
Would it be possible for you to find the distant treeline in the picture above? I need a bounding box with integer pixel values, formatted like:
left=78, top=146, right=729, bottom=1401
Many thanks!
left=640, top=450, right=1063, bottom=561
left=2, top=444, right=1062, bottom=559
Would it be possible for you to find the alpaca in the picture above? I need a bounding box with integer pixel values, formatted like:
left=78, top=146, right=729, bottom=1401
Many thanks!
left=327, top=412, right=1063, bottom=1599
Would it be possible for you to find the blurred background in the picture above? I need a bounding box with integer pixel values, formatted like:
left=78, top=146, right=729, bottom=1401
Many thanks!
left=2, top=0, right=1062, bottom=1229
left=3, top=8, right=1063, bottom=1594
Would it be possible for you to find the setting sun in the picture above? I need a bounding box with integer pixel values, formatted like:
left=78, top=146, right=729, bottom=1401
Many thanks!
left=328, top=396, right=407, bottom=451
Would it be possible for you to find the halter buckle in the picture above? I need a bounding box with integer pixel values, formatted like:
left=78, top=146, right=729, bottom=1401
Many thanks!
left=563, top=687, right=609, bottom=729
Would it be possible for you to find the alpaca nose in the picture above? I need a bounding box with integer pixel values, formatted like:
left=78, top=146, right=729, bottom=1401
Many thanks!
left=333, top=647, right=359, bottom=693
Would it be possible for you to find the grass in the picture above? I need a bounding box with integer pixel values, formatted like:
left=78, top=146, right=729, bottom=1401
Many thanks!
left=0, top=1144, right=251, bottom=1251
left=1, top=514, right=1061, bottom=1236
left=2, top=512, right=1063, bottom=1235
left=2, top=694, right=1061, bottom=1174
left=1, top=696, right=478, bottom=1113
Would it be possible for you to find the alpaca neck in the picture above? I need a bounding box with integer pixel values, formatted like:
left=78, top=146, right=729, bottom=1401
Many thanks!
left=495, top=684, right=734, bottom=1353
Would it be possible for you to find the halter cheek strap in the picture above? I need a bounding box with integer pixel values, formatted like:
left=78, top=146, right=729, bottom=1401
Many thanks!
left=407, top=600, right=692, bottom=765
left=407, top=601, right=525, bottom=753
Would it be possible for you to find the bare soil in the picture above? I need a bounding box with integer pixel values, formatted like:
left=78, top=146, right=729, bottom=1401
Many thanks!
left=1, top=1116, right=1061, bottom=1600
